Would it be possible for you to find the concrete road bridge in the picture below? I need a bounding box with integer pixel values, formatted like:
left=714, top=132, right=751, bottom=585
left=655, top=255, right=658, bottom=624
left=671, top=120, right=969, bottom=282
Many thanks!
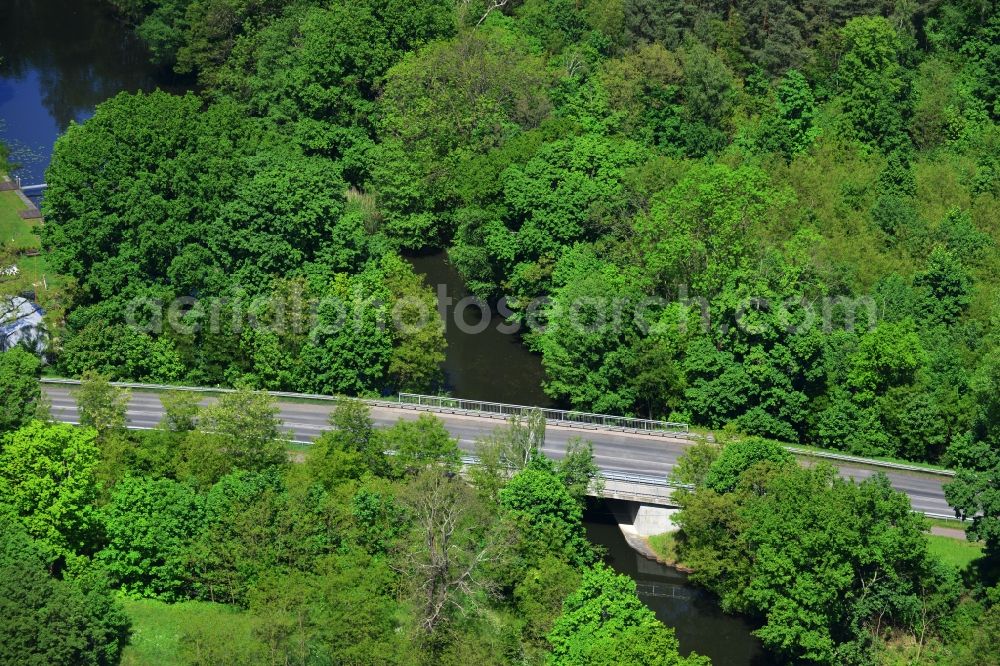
left=40, top=379, right=957, bottom=522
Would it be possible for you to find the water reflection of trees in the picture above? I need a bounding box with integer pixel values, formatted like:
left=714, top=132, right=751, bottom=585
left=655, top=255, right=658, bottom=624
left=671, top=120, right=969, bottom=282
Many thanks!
left=0, top=0, right=184, bottom=129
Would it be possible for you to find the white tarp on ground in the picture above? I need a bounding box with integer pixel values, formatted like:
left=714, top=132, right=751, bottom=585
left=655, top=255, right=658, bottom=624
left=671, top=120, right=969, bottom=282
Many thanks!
left=0, top=296, right=45, bottom=352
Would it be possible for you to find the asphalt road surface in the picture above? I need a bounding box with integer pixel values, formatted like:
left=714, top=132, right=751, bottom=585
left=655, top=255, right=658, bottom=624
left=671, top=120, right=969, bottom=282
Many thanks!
left=42, top=385, right=955, bottom=518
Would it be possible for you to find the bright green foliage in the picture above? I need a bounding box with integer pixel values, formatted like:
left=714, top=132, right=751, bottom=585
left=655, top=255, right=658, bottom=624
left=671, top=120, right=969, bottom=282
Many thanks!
left=295, top=257, right=446, bottom=396
left=471, top=409, right=548, bottom=502
left=677, top=461, right=952, bottom=664
left=75, top=372, right=129, bottom=437
left=947, top=588, right=1000, bottom=666
left=59, top=0, right=1000, bottom=483
left=215, top=0, right=454, bottom=165
left=43, top=89, right=445, bottom=396
left=247, top=551, right=408, bottom=664
left=677, top=41, right=735, bottom=154
left=836, top=16, right=912, bottom=151
left=0, top=347, right=41, bottom=432
left=186, top=470, right=337, bottom=605
left=913, top=247, right=972, bottom=325
left=451, top=132, right=649, bottom=304
left=198, top=387, right=286, bottom=472
left=170, top=430, right=236, bottom=489
left=382, top=253, right=447, bottom=391
left=0, top=514, right=129, bottom=666
left=349, top=480, right=409, bottom=555
left=98, top=476, right=204, bottom=600
left=0, top=422, right=100, bottom=562
left=947, top=461, right=1000, bottom=556
left=514, top=555, right=581, bottom=652
left=945, top=346, right=1000, bottom=556
left=546, top=563, right=709, bottom=666
left=670, top=439, right=722, bottom=487
left=847, top=320, right=927, bottom=400
left=756, top=69, right=819, bottom=157
left=500, top=465, right=593, bottom=567
left=158, top=390, right=202, bottom=432
left=306, top=398, right=387, bottom=485
left=382, top=413, right=461, bottom=477
left=52, top=0, right=1000, bottom=662
left=538, top=253, right=646, bottom=413
left=703, top=437, right=794, bottom=493
left=374, top=22, right=552, bottom=248
left=556, top=437, right=602, bottom=505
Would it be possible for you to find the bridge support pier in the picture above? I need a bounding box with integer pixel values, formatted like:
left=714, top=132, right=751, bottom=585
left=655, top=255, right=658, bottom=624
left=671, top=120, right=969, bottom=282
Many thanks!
left=609, top=500, right=679, bottom=559
left=619, top=503, right=679, bottom=537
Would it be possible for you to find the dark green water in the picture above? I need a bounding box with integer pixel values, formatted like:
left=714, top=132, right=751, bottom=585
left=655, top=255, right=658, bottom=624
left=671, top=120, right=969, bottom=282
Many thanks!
left=584, top=501, right=766, bottom=665
left=407, top=251, right=552, bottom=406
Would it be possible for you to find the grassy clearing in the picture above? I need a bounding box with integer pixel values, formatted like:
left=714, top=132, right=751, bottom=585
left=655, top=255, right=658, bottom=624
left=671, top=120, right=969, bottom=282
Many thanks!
left=927, top=534, right=983, bottom=572
left=0, top=189, right=39, bottom=251
left=926, top=517, right=967, bottom=532
left=648, top=531, right=688, bottom=569
left=0, top=188, right=64, bottom=296
left=120, top=598, right=261, bottom=666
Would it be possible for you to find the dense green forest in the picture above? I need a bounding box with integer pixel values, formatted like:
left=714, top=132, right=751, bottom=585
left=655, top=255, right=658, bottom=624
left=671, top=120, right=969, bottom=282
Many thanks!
left=42, top=0, right=998, bottom=464
left=1, top=361, right=997, bottom=664
left=8, top=0, right=999, bottom=663
left=0, top=363, right=710, bottom=665
left=38, top=0, right=1000, bottom=564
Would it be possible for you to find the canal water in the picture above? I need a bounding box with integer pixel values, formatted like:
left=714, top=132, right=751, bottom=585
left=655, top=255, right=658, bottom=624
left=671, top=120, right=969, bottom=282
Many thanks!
left=584, top=501, right=766, bottom=665
left=1, top=5, right=765, bottom=662
left=407, top=251, right=551, bottom=407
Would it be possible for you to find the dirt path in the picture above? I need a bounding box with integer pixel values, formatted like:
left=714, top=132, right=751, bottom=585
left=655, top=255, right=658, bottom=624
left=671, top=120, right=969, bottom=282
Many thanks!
left=929, top=525, right=968, bottom=540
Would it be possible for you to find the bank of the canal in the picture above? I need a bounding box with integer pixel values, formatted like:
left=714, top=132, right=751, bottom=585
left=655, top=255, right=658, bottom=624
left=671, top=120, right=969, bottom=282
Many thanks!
left=0, top=0, right=186, bottom=184
left=407, top=251, right=552, bottom=406
left=584, top=499, right=767, bottom=665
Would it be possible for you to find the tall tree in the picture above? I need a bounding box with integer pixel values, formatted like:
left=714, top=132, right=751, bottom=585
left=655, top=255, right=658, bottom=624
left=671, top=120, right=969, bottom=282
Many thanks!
left=836, top=16, right=912, bottom=151
left=75, top=372, right=129, bottom=437
left=98, top=476, right=204, bottom=599
left=547, top=563, right=710, bottom=665
left=0, top=347, right=42, bottom=432
left=398, top=470, right=506, bottom=639
left=199, top=387, right=286, bottom=472
left=499, top=464, right=593, bottom=567
left=0, top=422, right=100, bottom=563
left=0, top=513, right=129, bottom=666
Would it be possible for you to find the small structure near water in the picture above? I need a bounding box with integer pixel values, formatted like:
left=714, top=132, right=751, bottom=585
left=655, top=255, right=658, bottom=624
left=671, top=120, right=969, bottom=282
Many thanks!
left=0, top=296, right=46, bottom=352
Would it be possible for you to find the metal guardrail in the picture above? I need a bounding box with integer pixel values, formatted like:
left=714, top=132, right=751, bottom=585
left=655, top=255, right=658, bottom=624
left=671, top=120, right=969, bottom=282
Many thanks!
left=636, top=582, right=695, bottom=599
left=40, top=379, right=957, bottom=478
left=601, top=469, right=691, bottom=489
left=40, top=378, right=691, bottom=439
left=459, top=456, right=683, bottom=489
left=397, top=392, right=689, bottom=436
left=786, top=447, right=955, bottom=477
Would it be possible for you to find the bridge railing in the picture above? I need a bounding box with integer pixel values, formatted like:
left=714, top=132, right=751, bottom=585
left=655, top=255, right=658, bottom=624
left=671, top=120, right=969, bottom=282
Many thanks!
left=41, top=378, right=691, bottom=440
left=398, top=393, right=689, bottom=436
left=635, top=582, right=695, bottom=599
